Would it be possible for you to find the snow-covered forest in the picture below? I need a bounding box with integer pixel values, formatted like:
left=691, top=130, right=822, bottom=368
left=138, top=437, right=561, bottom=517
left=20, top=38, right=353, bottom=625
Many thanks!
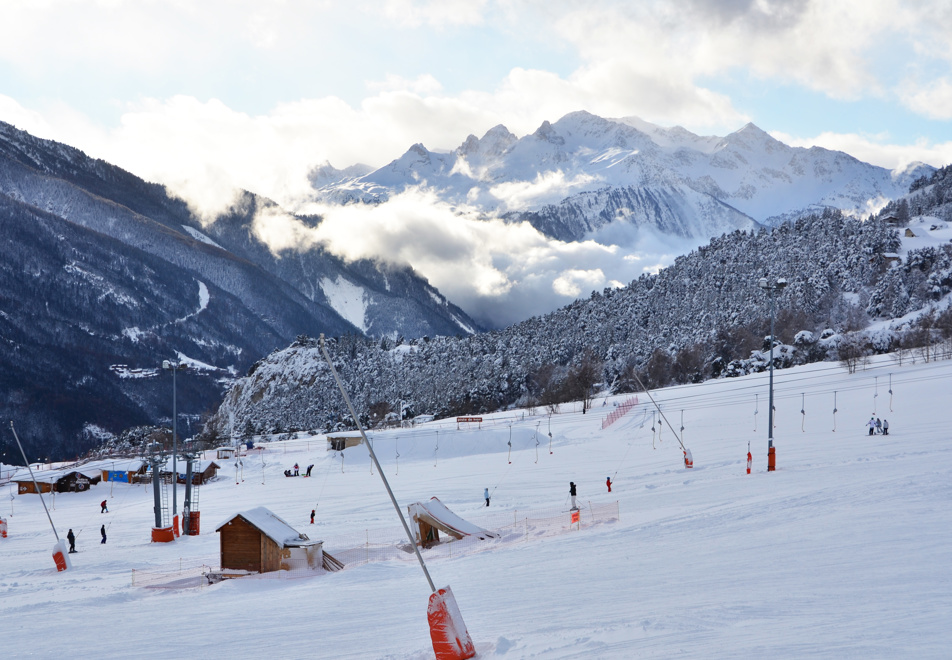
left=202, top=166, right=952, bottom=442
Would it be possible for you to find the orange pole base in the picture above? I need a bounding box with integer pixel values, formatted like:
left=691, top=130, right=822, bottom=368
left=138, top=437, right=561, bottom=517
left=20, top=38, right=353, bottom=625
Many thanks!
left=428, top=585, right=476, bottom=660
left=767, top=446, right=776, bottom=472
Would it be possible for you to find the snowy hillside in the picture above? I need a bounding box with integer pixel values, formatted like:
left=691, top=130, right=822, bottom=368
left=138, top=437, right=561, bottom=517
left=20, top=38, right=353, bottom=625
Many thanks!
left=3, top=353, right=950, bottom=658
left=0, top=121, right=481, bottom=459
left=310, top=111, right=933, bottom=243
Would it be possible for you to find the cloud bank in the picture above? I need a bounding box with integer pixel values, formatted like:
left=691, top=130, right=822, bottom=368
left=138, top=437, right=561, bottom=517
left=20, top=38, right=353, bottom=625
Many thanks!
left=256, top=188, right=694, bottom=328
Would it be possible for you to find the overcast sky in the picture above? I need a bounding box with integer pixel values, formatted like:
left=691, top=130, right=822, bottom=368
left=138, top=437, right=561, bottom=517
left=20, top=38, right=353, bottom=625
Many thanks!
left=2, top=0, right=951, bottom=327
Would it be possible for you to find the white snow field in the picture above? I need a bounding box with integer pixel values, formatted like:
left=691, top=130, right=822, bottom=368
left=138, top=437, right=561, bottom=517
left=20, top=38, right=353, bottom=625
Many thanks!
left=2, top=353, right=951, bottom=659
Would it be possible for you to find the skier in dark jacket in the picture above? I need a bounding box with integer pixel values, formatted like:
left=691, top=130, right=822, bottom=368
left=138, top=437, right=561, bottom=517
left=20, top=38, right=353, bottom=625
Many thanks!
left=569, top=482, right=577, bottom=510
left=484, top=487, right=490, bottom=507
left=310, top=509, right=315, bottom=524
left=67, top=528, right=76, bottom=553
left=100, top=524, right=107, bottom=544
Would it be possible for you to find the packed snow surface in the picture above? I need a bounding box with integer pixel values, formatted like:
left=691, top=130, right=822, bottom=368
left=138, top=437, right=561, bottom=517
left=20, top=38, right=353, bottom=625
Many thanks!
left=2, top=354, right=951, bottom=658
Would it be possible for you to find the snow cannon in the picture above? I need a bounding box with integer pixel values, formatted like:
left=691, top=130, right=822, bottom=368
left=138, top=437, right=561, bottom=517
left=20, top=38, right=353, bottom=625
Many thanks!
left=52, top=539, right=72, bottom=572
left=151, top=526, right=175, bottom=543
left=427, top=585, right=476, bottom=660
left=767, top=446, right=776, bottom=472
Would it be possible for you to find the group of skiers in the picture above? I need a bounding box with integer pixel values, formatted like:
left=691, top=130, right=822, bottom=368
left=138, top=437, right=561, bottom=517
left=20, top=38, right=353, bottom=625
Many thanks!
left=866, top=417, right=890, bottom=435
left=284, top=463, right=314, bottom=477
left=65, top=502, right=111, bottom=553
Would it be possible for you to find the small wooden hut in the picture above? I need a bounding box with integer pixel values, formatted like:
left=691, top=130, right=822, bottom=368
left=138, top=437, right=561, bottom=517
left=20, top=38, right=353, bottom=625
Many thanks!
left=326, top=432, right=364, bottom=452
left=216, top=507, right=322, bottom=574
left=177, top=460, right=221, bottom=485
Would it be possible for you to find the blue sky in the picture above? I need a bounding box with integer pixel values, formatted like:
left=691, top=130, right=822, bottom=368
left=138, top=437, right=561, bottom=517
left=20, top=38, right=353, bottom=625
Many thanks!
left=1, top=1, right=951, bottom=324
left=1, top=0, right=950, bottom=208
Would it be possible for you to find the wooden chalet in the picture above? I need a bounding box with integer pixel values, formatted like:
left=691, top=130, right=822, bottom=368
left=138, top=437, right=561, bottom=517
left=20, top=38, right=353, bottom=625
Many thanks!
left=161, top=459, right=221, bottom=485
left=216, top=507, right=323, bottom=574
left=80, top=459, right=148, bottom=483
left=326, top=432, right=364, bottom=452
left=15, top=468, right=101, bottom=494
left=178, top=460, right=221, bottom=485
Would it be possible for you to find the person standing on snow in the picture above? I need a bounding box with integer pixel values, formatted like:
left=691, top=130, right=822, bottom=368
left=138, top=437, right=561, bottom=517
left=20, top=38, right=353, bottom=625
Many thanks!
left=867, top=417, right=876, bottom=436
left=484, top=487, right=490, bottom=507
left=67, top=528, right=76, bottom=553
left=310, top=509, right=315, bottom=524
left=293, top=463, right=299, bottom=476
left=100, top=525, right=107, bottom=544
left=606, top=477, right=612, bottom=493
left=569, top=482, right=577, bottom=510
left=306, top=464, right=313, bottom=477
left=100, top=499, right=108, bottom=513
left=875, top=418, right=883, bottom=434
left=883, top=419, right=889, bottom=435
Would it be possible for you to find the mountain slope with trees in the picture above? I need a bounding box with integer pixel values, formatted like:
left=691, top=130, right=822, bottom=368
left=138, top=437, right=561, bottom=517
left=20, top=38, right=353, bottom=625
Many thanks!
left=203, top=181, right=952, bottom=442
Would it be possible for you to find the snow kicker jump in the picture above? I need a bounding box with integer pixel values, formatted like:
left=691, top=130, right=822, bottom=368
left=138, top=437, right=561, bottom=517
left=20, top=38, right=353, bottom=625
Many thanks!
left=408, top=497, right=499, bottom=548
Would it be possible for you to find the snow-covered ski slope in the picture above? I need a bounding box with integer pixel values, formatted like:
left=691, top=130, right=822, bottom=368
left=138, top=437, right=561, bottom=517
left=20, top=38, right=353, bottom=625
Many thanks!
left=2, top=354, right=951, bottom=659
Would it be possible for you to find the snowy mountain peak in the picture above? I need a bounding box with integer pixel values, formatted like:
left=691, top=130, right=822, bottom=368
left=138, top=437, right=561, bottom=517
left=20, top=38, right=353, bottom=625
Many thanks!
left=718, top=122, right=783, bottom=153
left=310, top=110, right=935, bottom=249
left=532, top=120, right=565, bottom=145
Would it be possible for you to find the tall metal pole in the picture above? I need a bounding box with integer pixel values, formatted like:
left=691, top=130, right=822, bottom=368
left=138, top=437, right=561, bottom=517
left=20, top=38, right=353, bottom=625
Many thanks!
left=759, top=276, right=785, bottom=472
left=171, top=364, right=178, bottom=515
left=319, top=335, right=437, bottom=593
left=9, top=422, right=59, bottom=541
left=768, top=284, right=775, bottom=450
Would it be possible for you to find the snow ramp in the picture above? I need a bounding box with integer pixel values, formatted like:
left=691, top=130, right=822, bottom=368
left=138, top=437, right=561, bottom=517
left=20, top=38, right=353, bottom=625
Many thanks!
left=408, top=497, right=498, bottom=547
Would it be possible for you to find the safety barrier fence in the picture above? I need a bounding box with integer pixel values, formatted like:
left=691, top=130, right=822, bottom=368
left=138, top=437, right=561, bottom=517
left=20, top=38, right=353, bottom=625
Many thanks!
left=601, top=396, right=640, bottom=429
left=131, top=500, right=619, bottom=588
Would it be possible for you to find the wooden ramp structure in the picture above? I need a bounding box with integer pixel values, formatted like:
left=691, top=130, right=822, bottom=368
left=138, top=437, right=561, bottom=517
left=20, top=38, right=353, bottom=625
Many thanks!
left=408, top=497, right=499, bottom=548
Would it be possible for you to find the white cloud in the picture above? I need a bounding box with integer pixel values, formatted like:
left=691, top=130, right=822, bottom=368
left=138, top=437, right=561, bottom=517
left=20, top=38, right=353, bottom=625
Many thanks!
left=382, top=0, right=488, bottom=28
left=771, top=129, right=952, bottom=171
left=901, top=78, right=952, bottom=120
left=257, top=187, right=668, bottom=327
left=489, top=170, right=600, bottom=211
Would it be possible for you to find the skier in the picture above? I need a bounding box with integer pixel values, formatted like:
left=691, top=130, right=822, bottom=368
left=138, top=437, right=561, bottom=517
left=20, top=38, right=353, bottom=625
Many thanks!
left=605, top=477, right=612, bottom=493
left=293, top=463, right=299, bottom=476
left=569, top=481, right=577, bottom=510
left=306, top=464, right=313, bottom=477
left=67, top=528, right=76, bottom=553
left=875, top=418, right=882, bottom=434
left=100, top=499, right=108, bottom=513
left=310, top=509, right=315, bottom=524
left=100, top=524, right=107, bottom=544
left=883, top=419, right=889, bottom=435
left=484, top=487, right=490, bottom=507
left=867, top=417, right=876, bottom=436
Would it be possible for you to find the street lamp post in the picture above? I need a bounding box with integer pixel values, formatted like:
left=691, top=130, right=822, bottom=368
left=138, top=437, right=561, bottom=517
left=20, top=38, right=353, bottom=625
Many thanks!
left=759, top=276, right=787, bottom=472
left=162, top=359, right=187, bottom=518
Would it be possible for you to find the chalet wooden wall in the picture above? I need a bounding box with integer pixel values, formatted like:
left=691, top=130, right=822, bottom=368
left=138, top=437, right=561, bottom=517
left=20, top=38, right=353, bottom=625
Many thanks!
left=261, top=532, right=282, bottom=572
left=220, top=517, right=265, bottom=572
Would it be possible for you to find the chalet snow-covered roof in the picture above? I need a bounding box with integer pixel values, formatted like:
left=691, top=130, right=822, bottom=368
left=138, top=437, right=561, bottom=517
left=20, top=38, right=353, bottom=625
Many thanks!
left=159, top=459, right=221, bottom=473
left=216, top=507, right=320, bottom=548
left=78, top=459, right=145, bottom=473
left=13, top=468, right=60, bottom=483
